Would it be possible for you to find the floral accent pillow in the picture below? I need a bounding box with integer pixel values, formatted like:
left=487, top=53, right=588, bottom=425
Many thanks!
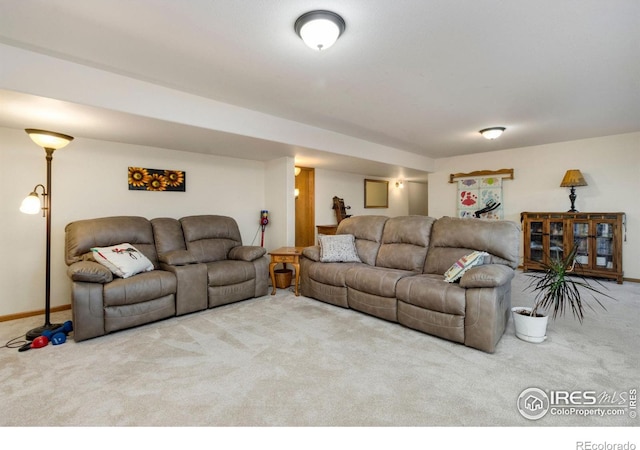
left=319, top=234, right=362, bottom=263
left=91, top=243, right=154, bottom=278
left=444, top=251, right=488, bottom=283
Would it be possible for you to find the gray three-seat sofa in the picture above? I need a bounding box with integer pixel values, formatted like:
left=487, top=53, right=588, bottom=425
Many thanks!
left=300, top=215, right=520, bottom=352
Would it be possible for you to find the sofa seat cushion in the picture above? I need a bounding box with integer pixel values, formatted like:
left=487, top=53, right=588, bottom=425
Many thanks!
left=206, top=260, right=255, bottom=286
left=103, top=270, right=177, bottom=307
left=396, top=274, right=466, bottom=316
left=345, top=266, right=414, bottom=298
left=306, top=261, right=364, bottom=287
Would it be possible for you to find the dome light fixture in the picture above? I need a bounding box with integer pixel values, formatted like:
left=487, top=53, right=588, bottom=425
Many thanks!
left=479, top=127, right=506, bottom=140
left=295, top=10, right=346, bottom=51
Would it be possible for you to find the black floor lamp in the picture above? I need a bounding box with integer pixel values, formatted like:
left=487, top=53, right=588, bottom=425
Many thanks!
left=20, top=129, right=74, bottom=341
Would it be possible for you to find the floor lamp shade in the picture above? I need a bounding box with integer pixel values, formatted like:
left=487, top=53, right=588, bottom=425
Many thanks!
left=25, top=129, right=74, bottom=150
left=20, top=190, right=44, bottom=214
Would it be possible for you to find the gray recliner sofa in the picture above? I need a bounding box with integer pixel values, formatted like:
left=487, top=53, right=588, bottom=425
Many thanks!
left=65, top=215, right=269, bottom=341
left=300, top=215, right=520, bottom=353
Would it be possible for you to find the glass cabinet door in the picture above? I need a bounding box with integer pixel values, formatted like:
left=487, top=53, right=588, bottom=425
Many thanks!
left=528, top=220, right=544, bottom=263
left=548, top=220, right=564, bottom=262
left=595, top=221, right=615, bottom=270
left=573, top=221, right=590, bottom=267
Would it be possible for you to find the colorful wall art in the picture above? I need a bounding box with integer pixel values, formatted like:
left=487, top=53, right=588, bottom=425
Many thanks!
left=128, top=167, right=186, bottom=192
left=456, top=176, right=503, bottom=219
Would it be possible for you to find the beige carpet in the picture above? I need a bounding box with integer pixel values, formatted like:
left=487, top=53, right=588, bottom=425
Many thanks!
left=1, top=271, right=638, bottom=428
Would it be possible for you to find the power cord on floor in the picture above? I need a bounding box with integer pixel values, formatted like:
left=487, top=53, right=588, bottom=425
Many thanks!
left=1, top=334, right=27, bottom=350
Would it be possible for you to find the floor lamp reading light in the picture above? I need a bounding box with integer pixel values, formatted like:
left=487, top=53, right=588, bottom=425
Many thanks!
left=20, top=129, right=74, bottom=341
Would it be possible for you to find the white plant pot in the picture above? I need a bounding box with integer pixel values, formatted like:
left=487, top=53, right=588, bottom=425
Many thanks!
left=512, top=307, right=549, bottom=343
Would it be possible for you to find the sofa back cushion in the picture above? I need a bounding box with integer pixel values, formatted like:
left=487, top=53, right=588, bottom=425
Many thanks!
left=376, top=216, right=436, bottom=272
left=151, top=217, right=187, bottom=254
left=180, top=215, right=242, bottom=263
left=65, top=216, right=159, bottom=267
left=424, top=216, right=520, bottom=274
left=336, top=215, right=388, bottom=266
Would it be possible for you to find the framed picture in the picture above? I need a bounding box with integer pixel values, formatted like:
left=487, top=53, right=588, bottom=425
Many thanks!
left=364, top=179, right=388, bottom=208
left=128, top=167, right=186, bottom=192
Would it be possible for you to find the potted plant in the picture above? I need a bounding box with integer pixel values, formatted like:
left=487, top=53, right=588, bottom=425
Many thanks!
left=512, top=246, right=613, bottom=343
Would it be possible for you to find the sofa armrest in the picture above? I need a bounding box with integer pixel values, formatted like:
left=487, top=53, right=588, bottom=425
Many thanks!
left=67, top=261, right=113, bottom=283
left=229, top=245, right=266, bottom=262
left=159, top=249, right=197, bottom=266
left=71, top=281, right=106, bottom=341
left=302, top=246, right=320, bottom=262
left=459, top=264, right=514, bottom=289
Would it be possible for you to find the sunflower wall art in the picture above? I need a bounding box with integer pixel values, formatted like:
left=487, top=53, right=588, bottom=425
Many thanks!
left=128, top=167, right=186, bottom=192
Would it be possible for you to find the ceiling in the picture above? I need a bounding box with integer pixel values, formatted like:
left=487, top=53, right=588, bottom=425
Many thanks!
left=1, top=1, right=639, bottom=179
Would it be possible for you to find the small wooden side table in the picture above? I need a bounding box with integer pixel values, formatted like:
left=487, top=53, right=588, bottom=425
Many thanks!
left=268, top=247, right=305, bottom=296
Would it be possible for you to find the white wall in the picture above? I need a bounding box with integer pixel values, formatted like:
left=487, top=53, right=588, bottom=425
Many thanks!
left=428, top=132, right=640, bottom=279
left=314, top=169, right=409, bottom=228
left=0, top=127, right=276, bottom=316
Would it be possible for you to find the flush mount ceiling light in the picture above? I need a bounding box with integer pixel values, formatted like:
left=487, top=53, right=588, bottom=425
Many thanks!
left=479, top=127, right=506, bottom=140
left=295, top=10, right=345, bottom=51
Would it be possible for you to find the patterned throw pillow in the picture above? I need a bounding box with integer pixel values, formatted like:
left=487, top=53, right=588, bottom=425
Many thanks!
left=91, top=243, right=154, bottom=278
left=444, top=251, right=488, bottom=283
left=319, top=234, right=362, bottom=263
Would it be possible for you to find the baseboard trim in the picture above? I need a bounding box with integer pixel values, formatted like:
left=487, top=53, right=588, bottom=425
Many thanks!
left=0, top=304, right=71, bottom=323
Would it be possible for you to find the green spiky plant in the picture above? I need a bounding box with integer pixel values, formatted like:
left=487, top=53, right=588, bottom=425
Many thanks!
left=522, top=245, right=614, bottom=323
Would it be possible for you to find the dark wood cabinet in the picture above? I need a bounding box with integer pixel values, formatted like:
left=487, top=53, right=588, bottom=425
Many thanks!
left=521, top=212, right=625, bottom=284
